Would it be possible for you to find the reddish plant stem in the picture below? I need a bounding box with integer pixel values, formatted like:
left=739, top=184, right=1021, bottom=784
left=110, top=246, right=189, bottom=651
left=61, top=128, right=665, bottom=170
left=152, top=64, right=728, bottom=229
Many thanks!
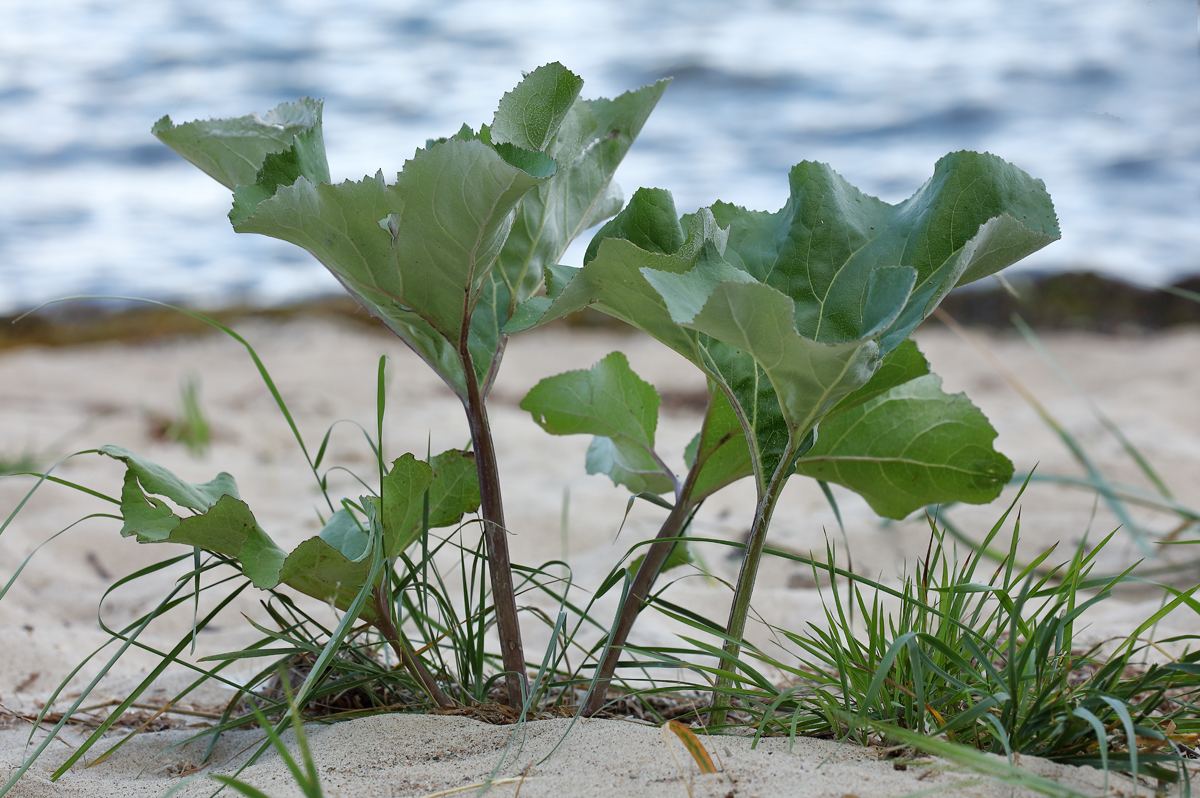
left=460, top=352, right=528, bottom=708
left=582, top=464, right=702, bottom=716
left=373, top=584, right=456, bottom=709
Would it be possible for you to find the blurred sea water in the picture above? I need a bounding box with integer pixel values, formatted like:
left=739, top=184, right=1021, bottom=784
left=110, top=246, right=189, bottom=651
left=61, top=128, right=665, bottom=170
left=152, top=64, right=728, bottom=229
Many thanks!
left=1, top=0, right=1197, bottom=314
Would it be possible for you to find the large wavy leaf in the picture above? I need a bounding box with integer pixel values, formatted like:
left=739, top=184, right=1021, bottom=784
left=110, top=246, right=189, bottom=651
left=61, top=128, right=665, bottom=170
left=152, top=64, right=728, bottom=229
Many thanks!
left=678, top=339, right=930, bottom=502
left=495, top=78, right=670, bottom=304
left=151, top=98, right=328, bottom=191
left=236, top=140, right=551, bottom=374
left=793, top=374, right=1014, bottom=518
left=509, top=153, right=1056, bottom=493
left=504, top=190, right=902, bottom=482
left=154, top=65, right=664, bottom=400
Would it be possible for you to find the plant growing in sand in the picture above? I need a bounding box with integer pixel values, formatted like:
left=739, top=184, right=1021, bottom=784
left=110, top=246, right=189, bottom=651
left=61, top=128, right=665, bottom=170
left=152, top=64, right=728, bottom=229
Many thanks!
left=24, top=61, right=1183, bottom=798
left=148, top=62, right=667, bottom=708
left=139, top=60, right=1064, bottom=720
left=513, top=153, right=1059, bottom=718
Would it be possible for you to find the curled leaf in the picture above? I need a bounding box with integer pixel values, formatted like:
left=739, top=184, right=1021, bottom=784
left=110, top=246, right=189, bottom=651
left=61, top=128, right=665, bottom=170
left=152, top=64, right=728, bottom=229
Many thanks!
left=100, top=448, right=479, bottom=622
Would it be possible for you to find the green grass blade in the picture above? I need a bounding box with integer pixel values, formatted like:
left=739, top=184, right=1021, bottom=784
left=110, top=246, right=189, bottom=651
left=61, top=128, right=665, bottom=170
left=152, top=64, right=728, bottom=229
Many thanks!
left=1098, top=695, right=1138, bottom=786
left=1011, top=313, right=1174, bottom=500
left=1070, top=706, right=1110, bottom=780
left=208, top=777, right=276, bottom=798
left=18, top=296, right=335, bottom=513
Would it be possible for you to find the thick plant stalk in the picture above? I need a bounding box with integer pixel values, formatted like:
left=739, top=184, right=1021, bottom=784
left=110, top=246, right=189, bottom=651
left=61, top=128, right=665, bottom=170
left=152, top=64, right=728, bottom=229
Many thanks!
left=582, top=463, right=702, bottom=716
left=373, top=584, right=456, bottom=709
left=708, top=435, right=804, bottom=726
left=461, top=348, right=528, bottom=707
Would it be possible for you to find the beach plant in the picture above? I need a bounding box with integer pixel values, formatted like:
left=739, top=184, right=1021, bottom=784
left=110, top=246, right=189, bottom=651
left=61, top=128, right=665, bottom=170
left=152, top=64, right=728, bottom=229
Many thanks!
left=7, top=58, right=1200, bottom=798
left=144, top=61, right=1060, bottom=723
left=0, top=341, right=495, bottom=793
left=97, top=441, right=480, bottom=708
left=772, top=512, right=1200, bottom=786
left=511, top=153, right=1059, bottom=717
left=148, top=62, right=667, bottom=706
left=0, top=60, right=1078, bottom=781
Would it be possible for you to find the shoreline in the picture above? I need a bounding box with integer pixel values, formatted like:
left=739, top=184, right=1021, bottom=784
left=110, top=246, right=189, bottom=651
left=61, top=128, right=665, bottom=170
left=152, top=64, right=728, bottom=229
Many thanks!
left=3, top=271, right=1199, bottom=354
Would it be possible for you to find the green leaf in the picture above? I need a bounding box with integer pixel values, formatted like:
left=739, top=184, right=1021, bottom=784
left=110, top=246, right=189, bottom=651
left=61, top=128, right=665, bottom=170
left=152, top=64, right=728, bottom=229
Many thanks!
left=277, top=535, right=377, bottom=616
left=426, top=449, right=481, bottom=528
left=101, top=444, right=237, bottom=512
left=116, top=471, right=180, bottom=541
left=100, top=448, right=473, bottom=623
left=156, top=68, right=663, bottom=412
left=152, top=98, right=328, bottom=191
left=705, top=153, right=1059, bottom=352
left=506, top=191, right=888, bottom=481
left=825, top=338, right=930, bottom=419
left=585, top=436, right=674, bottom=495
left=520, top=352, right=674, bottom=495
left=485, top=78, right=669, bottom=380
left=374, top=454, right=434, bottom=557
left=317, top=509, right=370, bottom=562
left=521, top=352, right=659, bottom=446
left=676, top=276, right=896, bottom=478
left=240, top=137, right=551, bottom=356
left=582, top=181, right=685, bottom=265
left=112, top=466, right=286, bottom=589
left=494, top=80, right=669, bottom=292
left=792, top=374, right=1014, bottom=518
left=509, top=152, right=1056, bottom=491
left=230, top=126, right=333, bottom=226
left=236, top=169, right=475, bottom=392
left=490, top=62, right=584, bottom=152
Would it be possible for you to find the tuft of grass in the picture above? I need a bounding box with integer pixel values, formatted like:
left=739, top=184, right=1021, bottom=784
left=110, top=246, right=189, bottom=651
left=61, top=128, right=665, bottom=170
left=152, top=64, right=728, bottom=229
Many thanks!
left=742, top=505, right=1197, bottom=785
left=149, top=374, right=211, bottom=457
left=572, top=483, right=1200, bottom=788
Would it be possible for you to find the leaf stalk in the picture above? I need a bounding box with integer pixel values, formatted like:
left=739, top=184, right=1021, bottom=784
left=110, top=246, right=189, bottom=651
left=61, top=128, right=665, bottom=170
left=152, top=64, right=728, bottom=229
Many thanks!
left=709, top=433, right=805, bottom=725
left=371, top=582, right=456, bottom=709
left=582, top=460, right=703, bottom=716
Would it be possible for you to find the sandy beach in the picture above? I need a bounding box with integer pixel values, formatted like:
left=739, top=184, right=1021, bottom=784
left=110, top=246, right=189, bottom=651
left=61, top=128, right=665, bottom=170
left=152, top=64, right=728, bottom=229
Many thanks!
left=2, top=313, right=1198, bottom=797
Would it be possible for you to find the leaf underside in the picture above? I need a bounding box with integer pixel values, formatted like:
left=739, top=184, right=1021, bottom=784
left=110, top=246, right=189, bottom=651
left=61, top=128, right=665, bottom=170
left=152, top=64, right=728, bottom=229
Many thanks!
left=793, top=374, right=1015, bottom=519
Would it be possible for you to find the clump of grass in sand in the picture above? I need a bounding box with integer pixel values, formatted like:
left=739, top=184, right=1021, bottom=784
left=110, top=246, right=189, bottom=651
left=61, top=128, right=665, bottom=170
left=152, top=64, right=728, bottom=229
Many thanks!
left=600, top=495, right=1200, bottom=793
left=148, top=374, right=212, bottom=458
left=781, top=515, right=1198, bottom=780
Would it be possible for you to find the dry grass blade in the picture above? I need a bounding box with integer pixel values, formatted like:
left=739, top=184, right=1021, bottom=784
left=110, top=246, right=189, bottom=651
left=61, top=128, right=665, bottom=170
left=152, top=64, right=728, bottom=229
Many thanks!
left=414, top=777, right=525, bottom=798
left=932, top=307, right=1155, bottom=553
left=664, top=719, right=719, bottom=775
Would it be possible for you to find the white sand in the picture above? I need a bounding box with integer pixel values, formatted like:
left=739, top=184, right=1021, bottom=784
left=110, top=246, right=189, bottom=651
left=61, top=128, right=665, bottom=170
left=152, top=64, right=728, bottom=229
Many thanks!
left=2, top=316, right=1198, bottom=797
